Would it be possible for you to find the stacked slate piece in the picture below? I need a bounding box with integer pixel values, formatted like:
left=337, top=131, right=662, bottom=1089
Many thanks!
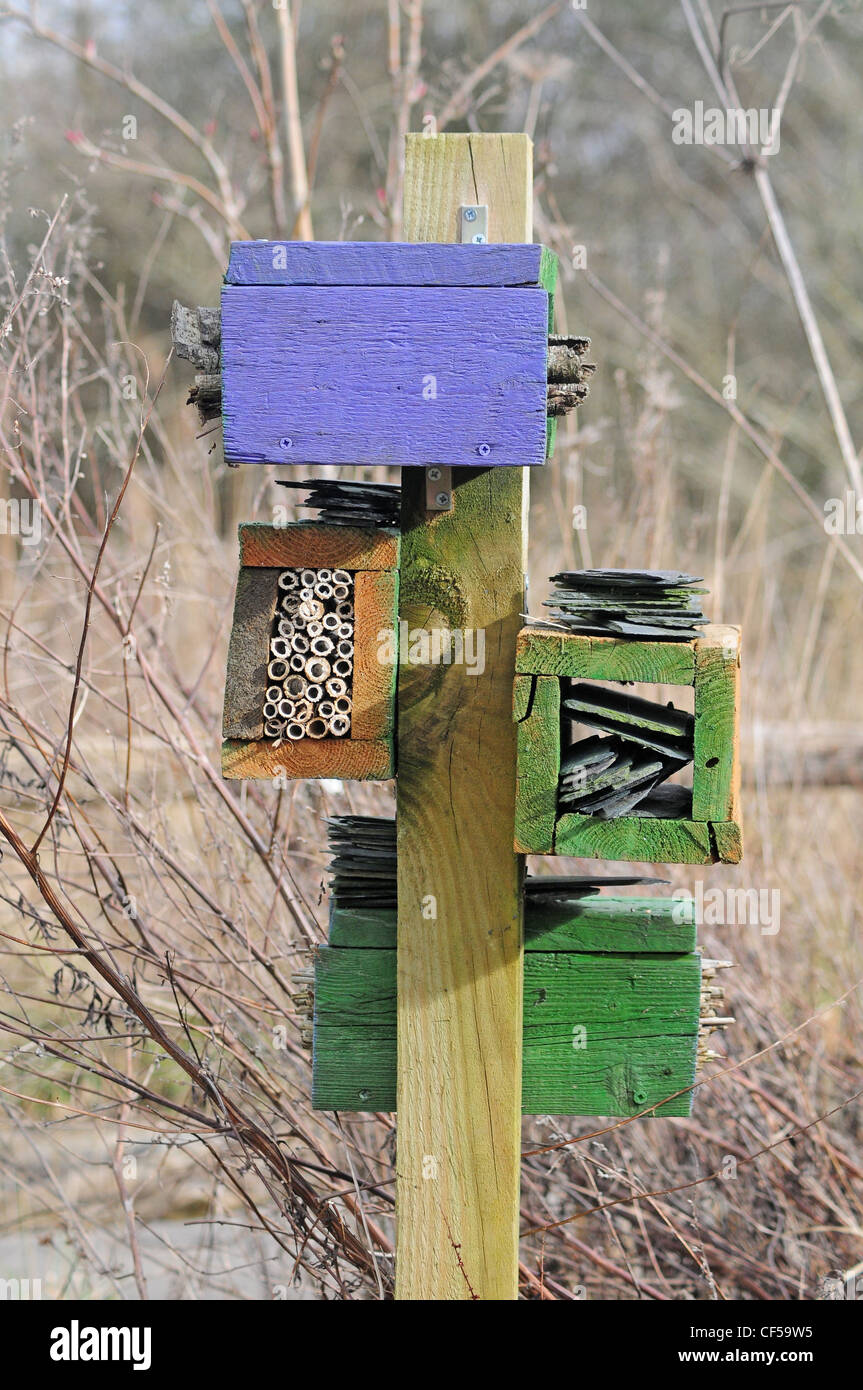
left=277, top=478, right=400, bottom=529
left=523, top=872, right=662, bottom=903
left=325, top=816, right=397, bottom=908
left=543, top=569, right=708, bottom=640
left=560, top=684, right=694, bottom=820
left=325, top=816, right=659, bottom=908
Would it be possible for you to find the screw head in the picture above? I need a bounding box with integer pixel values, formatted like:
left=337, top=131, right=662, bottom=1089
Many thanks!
left=435, top=491, right=450, bottom=507
left=476, top=443, right=491, bottom=458
left=471, top=233, right=486, bottom=244
left=427, top=467, right=442, bottom=481
left=463, top=207, right=477, bottom=222
left=279, top=436, right=293, bottom=449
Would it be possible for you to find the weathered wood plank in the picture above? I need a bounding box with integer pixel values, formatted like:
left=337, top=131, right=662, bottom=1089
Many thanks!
left=221, top=737, right=393, bottom=781
left=239, top=523, right=399, bottom=572
left=693, top=624, right=741, bottom=821
left=554, top=813, right=714, bottom=864
left=222, top=567, right=278, bottom=740
left=514, top=674, right=560, bottom=854
left=711, top=820, right=744, bottom=864
left=516, top=627, right=696, bottom=684
left=226, top=240, right=550, bottom=287
left=513, top=671, right=532, bottom=722
left=352, top=569, right=398, bottom=742
left=329, top=896, right=697, bottom=953
left=524, top=894, right=696, bottom=951
left=313, top=946, right=700, bottom=1117
left=221, top=284, right=548, bottom=468
left=396, top=131, right=532, bottom=1302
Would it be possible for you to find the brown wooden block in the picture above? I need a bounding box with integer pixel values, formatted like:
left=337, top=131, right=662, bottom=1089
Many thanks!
left=239, top=522, right=399, bottom=571
left=221, top=737, right=394, bottom=781
left=352, top=569, right=399, bottom=741
left=222, top=567, right=279, bottom=740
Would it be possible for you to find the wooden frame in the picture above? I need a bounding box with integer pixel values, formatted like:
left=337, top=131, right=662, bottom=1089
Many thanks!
left=222, top=523, right=399, bottom=781
left=514, top=624, right=742, bottom=864
left=312, top=896, right=702, bottom=1118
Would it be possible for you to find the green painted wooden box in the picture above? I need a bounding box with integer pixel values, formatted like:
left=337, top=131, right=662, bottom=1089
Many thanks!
left=222, top=523, right=399, bottom=781
left=312, top=893, right=704, bottom=1117
left=514, top=624, right=742, bottom=864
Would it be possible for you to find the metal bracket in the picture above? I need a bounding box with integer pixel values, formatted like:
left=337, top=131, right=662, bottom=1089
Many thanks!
left=459, top=205, right=488, bottom=244
left=425, top=466, right=453, bottom=513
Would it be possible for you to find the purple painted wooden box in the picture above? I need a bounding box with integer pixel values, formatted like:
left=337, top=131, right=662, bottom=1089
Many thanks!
left=220, top=242, right=557, bottom=469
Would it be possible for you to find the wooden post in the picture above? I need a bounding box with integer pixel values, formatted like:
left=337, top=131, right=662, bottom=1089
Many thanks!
left=396, top=133, right=532, bottom=1300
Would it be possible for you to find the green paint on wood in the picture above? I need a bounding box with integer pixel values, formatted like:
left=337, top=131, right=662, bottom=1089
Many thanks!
left=525, top=895, right=695, bottom=951
left=539, top=245, right=559, bottom=327
left=554, top=813, right=714, bottom=864
left=313, top=946, right=699, bottom=1117
left=515, top=675, right=560, bottom=853
left=693, top=630, right=739, bottom=821
left=540, top=248, right=558, bottom=460
left=513, top=672, right=532, bottom=723
left=516, top=629, right=696, bottom=684
left=330, top=906, right=397, bottom=949
left=330, top=896, right=696, bottom=953
left=711, top=820, right=744, bottom=864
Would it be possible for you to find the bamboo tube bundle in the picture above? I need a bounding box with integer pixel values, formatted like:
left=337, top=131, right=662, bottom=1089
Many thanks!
left=697, top=958, right=735, bottom=1071
left=263, top=567, right=354, bottom=742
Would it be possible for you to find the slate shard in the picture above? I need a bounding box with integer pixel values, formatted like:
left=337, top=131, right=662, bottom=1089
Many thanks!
left=326, top=816, right=397, bottom=907
left=525, top=873, right=664, bottom=901
left=277, top=478, right=401, bottom=529
left=560, top=684, right=694, bottom=819
left=544, top=569, right=709, bottom=641
left=325, top=815, right=664, bottom=907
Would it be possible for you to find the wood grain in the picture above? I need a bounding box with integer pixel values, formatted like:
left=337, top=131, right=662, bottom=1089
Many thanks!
left=554, top=813, right=714, bottom=864
left=711, top=820, right=744, bottom=864
left=514, top=674, right=560, bottom=854
left=395, top=132, right=532, bottom=1302
left=239, top=523, right=399, bottom=571
left=221, top=283, right=548, bottom=468
left=352, top=569, right=399, bottom=741
left=313, top=946, right=700, bottom=1118
left=329, top=896, right=697, bottom=953
left=516, top=627, right=696, bottom=684
left=226, top=239, right=550, bottom=287
left=222, top=566, right=278, bottom=740
left=221, top=736, right=393, bottom=781
left=693, top=624, right=741, bottom=822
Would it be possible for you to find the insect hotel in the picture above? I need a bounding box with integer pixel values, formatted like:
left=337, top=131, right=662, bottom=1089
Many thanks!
left=175, top=132, right=742, bottom=1301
